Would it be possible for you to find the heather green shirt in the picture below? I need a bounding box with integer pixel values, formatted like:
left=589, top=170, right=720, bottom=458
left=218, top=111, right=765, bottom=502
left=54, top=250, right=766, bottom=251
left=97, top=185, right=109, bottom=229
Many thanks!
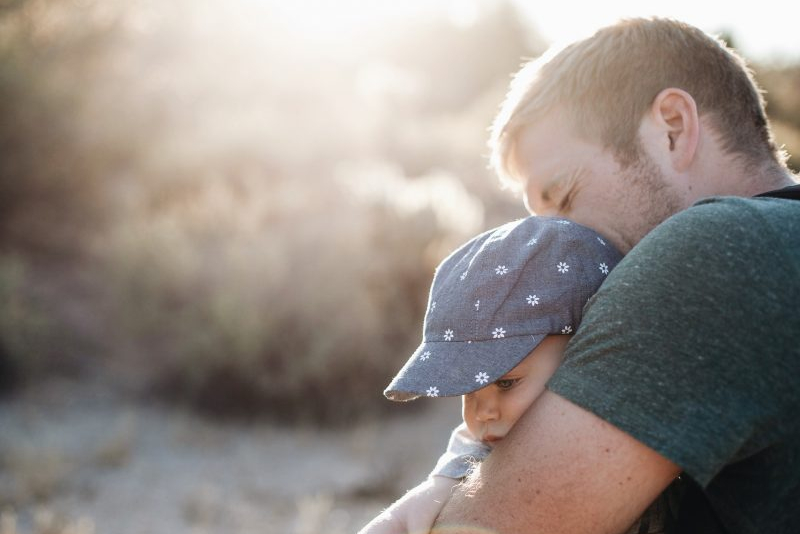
left=549, top=194, right=800, bottom=534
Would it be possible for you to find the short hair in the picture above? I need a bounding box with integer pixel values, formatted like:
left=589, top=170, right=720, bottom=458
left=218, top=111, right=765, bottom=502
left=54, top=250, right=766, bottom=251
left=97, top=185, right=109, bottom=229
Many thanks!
left=490, top=17, right=785, bottom=190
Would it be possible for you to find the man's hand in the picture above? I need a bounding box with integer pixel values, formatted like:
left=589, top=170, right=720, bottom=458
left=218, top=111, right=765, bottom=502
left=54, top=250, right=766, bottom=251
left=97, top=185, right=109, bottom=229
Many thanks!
left=432, top=391, right=681, bottom=534
left=358, top=476, right=460, bottom=534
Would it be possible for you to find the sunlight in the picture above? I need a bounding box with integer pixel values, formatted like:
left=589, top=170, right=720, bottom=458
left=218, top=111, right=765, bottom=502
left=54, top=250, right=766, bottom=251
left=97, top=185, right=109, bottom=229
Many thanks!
left=264, top=0, right=441, bottom=41
left=512, top=0, right=800, bottom=62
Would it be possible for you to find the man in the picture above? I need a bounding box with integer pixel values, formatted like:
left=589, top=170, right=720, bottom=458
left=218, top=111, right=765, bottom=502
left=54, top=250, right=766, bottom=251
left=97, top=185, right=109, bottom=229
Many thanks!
left=431, top=17, right=799, bottom=534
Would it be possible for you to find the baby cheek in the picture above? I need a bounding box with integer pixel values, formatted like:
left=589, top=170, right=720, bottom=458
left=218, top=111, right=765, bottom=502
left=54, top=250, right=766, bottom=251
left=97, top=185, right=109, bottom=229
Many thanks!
left=462, top=397, right=478, bottom=435
left=506, top=390, right=539, bottom=428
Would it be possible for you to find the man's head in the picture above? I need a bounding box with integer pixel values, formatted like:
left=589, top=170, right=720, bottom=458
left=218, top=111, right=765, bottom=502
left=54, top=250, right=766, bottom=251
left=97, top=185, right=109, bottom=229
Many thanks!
left=490, top=18, right=793, bottom=252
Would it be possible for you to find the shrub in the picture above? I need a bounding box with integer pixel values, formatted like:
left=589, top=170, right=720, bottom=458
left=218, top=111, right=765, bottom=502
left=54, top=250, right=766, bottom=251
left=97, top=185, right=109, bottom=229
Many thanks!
left=0, top=256, right=51, bottom=392
left=98, top=170, right=479, bottom=425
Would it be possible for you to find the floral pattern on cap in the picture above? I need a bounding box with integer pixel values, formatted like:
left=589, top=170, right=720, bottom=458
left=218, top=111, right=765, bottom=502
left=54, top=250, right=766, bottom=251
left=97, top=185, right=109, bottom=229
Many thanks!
left=384, top=216, right=624, bottom=401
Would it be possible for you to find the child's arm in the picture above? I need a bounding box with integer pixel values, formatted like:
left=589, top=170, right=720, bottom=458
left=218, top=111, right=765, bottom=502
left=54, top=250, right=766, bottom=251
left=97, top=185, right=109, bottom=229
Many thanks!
left=358, top=423, right=490, bottom=534
left=357, top=475, right=458, bottom=534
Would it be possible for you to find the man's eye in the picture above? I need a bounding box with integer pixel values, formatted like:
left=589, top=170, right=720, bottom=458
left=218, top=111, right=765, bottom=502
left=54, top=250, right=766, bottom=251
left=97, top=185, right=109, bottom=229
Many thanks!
left=558, top=190, right=574, bottom=212
left=495, top=378, right=519, bottom=391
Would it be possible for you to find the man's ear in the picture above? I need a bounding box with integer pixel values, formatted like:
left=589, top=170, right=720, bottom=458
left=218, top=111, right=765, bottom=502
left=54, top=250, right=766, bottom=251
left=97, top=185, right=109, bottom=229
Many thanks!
left=650, top=88, right=699, bottom=172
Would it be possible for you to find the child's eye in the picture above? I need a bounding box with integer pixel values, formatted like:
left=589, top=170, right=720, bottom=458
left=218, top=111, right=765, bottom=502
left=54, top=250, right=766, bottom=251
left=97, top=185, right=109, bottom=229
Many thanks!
left=495, top=378, right=519, bottom=391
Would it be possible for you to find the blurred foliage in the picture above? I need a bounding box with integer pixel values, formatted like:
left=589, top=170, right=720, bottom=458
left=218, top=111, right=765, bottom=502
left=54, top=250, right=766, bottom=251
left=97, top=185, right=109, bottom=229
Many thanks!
left=0, top=0, right=137, bottom=257
left=98, top=174, right=455, bottom=423
left=754, top=64, right=800, bottom=171
left=0, top=0, right=797, bottom=424
left=0, top=255, right=49, bottom=391
left=0, top=0, right=533, bottom=424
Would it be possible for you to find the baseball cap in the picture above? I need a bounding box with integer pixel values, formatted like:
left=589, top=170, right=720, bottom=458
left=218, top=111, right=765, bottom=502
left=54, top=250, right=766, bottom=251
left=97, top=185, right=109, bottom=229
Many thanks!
left=384, top=216, right=622, bottom=401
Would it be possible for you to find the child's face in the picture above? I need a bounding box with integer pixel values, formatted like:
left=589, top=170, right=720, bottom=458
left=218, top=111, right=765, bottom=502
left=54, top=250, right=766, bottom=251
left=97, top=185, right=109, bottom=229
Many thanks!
left=462, top=335, right=569, bottom=445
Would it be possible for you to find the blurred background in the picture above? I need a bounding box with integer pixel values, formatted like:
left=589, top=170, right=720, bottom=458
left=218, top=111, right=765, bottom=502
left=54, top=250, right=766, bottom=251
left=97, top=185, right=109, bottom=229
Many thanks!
left=0, top=1, right=798, bottom=533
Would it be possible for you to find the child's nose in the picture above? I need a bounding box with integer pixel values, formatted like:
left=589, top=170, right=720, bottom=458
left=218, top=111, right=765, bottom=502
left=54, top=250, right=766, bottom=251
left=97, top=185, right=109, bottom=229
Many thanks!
left=476, top=395, right=499, bottom=422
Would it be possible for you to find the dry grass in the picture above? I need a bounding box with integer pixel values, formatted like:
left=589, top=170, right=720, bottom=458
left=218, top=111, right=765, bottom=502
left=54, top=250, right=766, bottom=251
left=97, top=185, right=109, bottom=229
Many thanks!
left=91, top=413, right=137, bottom=469
left=1, top=448, right=75, bottom=505
left=182, top=483, right=223, bottom=527
left=0, top=508, right=95, bottom=534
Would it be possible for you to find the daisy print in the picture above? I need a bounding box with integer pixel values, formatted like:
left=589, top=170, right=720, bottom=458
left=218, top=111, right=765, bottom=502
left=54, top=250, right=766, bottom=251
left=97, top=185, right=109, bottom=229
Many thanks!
left=557, top=262, right=569, bottom=273
left=444, top=329, right=454, bottom=341
left=561, top=325, right=573, bottom=334
left=419, top=351, right=431, bottom=361
left=599, top=262, right=609, bottom=275
left=492, top=327, right=506, bottom=339
left=495, top=265, right=508, bottom=275
left=475, top=372, right=490, bottom=385
left=426, top=386, right=439, bottom=397
left=526, top=295, right=540, bottom=306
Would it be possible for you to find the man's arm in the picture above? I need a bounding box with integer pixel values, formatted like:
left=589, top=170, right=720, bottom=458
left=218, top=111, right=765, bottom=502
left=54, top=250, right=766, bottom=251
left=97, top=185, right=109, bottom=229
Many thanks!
left=432, top=390, right=680, bottom=534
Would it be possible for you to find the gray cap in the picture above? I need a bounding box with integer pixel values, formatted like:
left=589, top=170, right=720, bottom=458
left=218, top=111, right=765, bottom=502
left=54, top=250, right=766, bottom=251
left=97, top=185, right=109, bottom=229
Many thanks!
left=384, top=216, right=622, bottom=401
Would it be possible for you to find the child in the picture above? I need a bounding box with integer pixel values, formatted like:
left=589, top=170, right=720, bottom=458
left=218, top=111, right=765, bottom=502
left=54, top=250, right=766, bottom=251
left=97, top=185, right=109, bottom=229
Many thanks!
left=358, top=216, right=674, bottom=534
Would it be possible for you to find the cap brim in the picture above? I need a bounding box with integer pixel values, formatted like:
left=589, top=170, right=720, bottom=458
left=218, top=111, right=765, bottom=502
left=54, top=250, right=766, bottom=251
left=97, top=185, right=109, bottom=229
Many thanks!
left=384, top=334, right=545, bottom=401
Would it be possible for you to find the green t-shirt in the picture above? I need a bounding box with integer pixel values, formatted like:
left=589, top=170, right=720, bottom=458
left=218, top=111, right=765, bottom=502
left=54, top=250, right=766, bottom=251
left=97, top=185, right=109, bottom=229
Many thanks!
left=548, top=194, right=800, bottom=534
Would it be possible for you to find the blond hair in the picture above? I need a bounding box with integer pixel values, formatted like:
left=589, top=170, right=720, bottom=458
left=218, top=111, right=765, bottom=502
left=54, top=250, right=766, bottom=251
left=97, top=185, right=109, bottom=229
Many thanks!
left=490, top=17, right=784, bottom=190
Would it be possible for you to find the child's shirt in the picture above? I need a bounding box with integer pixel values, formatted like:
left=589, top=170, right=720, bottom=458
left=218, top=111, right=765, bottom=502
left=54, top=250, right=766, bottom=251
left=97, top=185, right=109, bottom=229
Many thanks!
left=430, top=422, right=490, bottom=479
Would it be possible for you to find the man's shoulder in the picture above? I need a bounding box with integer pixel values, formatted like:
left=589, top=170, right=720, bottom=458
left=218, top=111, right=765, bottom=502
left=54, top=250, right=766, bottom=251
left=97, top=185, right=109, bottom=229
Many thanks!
left=672, top=192, right=798, bottom=229
left=630, top=192, right=800, bottom=265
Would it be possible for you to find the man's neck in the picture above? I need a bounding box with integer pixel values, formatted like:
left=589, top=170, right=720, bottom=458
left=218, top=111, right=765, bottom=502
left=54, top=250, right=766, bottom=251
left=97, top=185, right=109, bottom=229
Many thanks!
left=710, top=161, right=797, bottom=199
left=746, top=166, right=798, bottom=196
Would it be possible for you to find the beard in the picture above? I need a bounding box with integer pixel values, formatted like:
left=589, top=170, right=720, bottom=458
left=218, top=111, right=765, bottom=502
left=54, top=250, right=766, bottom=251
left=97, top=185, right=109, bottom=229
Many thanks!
left=617, top=150, right=685, bottom=249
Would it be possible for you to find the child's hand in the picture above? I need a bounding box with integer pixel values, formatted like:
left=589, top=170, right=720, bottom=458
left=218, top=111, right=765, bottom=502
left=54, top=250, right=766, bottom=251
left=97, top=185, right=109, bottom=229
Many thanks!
left=357, top=476, right=459, bottom=534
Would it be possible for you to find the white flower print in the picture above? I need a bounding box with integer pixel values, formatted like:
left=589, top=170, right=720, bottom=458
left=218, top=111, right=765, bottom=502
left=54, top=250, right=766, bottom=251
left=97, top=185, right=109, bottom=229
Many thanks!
left=426, top=386, right=439, bottom=397
left=475, top=300, right=480, bottom=311
left=597, top=236, right=606, bottom=246
left=526, top=295, right=540, bottom=306
left=431, top=301, right=437, bottom=311
left=561, top=325, right=573, bottom=334
left=556, top=220, right=571, bottom=225
left=460, top=271, right=468, bottom=281
left=527, top=238, right=538, bottom=246
left=492, top=327, right=506, bottom=339
left=420, top=351, right=431, bottom=361
left=475, top=372, right=490, bottom=385
left=444, top=329, right=454, bottom=341
left=495, top=265, right=509, bottom=275
left=599, top=262, right=609, bottom=275
left=557, top=262, right=570, bottom=273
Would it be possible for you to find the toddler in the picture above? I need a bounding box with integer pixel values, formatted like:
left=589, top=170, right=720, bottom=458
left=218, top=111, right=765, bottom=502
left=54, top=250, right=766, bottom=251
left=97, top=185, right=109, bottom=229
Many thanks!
left=359, top=215, right=673, bottom=534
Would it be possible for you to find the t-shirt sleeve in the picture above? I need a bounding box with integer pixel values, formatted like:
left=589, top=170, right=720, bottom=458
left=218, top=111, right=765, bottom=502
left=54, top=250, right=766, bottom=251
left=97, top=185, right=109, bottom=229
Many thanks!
left=429, top=422, right=492, bottom=479
left=547, top=197, right=800, bottom=487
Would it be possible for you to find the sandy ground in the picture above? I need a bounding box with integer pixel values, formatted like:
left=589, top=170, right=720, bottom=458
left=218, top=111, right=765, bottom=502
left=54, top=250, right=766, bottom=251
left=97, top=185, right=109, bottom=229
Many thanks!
left=0, top=377, right=463, bottom=534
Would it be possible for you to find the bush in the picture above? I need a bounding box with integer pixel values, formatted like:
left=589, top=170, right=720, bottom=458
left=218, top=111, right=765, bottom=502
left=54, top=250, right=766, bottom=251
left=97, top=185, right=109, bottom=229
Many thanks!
left=0, top=0, right=130, bottom=258
left=0, top=256, right=51, bottom=392
left=98, top=169, right=479, bottom=425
